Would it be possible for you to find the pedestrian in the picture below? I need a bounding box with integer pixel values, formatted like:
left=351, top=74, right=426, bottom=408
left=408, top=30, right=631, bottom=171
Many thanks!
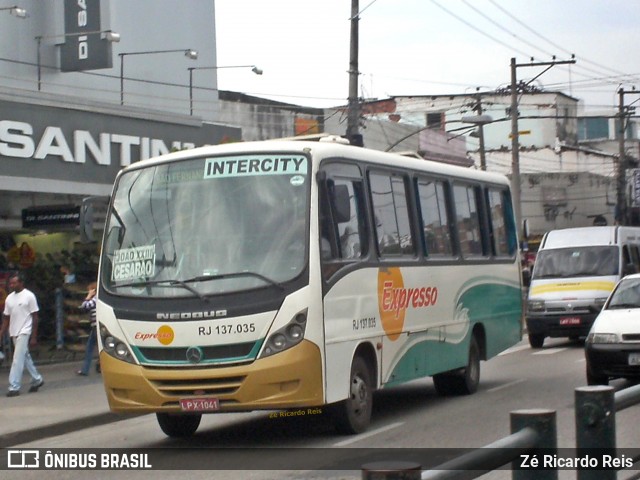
left=76, top=282, right=98, bottom=376
left=0, top=272, right=44, bottom=397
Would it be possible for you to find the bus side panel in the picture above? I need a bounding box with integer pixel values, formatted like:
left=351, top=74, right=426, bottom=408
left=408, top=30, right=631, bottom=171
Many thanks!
left=383, top=269, right=522, bottom=385
left=323, top=265, right=522, bottom=399
left=323, top=268, right=381, bottom=405
left=461, top=278, right=523, bottom=358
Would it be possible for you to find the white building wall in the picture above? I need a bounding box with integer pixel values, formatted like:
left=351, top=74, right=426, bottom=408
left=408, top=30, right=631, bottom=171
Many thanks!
left=520, top=171, right=616, bottom=233
left=323, top=111, right=420, bottom=153
left=390, top=92, right=578, bottom=151
left=467, top=148, right=617, bottom=234
left=0, top=0, right=218, bottom=119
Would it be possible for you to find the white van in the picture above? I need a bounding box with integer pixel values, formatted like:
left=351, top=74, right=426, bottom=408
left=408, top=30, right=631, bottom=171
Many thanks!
left=526, top=226, right=640, bottom=348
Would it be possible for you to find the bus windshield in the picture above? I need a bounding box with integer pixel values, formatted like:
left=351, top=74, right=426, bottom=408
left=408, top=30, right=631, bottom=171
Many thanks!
left=532, top=245, right=618, bottom=279
left=101, top=153, right=310, bottom=297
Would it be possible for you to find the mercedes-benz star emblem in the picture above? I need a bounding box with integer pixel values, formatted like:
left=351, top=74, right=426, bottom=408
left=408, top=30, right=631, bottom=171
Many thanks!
left=186, top=346, right=204, bottom=364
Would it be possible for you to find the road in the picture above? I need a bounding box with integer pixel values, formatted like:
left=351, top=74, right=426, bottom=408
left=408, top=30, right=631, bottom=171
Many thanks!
left=5, top=336, right=639, bottom=479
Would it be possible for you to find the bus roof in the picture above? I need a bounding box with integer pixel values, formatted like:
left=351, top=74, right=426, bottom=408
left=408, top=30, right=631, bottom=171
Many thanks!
left=119, top=140, right=510, bottom=186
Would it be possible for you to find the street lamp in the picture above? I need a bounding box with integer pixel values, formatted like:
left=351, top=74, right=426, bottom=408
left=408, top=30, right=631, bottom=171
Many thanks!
left=119, top=49, right=198, bottom=105
left=461, top=114, right=492, bottom=171
left=187, top=65, right=262, bottom=115
left=0, top=5, right=26, bottom=18
left=36, top=30, right=120, bottom=91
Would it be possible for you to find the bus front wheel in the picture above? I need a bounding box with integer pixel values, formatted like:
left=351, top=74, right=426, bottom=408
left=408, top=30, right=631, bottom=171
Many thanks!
left=333, top=356, right=373, bottom=435
left=156, top=413, right=202, bottom=438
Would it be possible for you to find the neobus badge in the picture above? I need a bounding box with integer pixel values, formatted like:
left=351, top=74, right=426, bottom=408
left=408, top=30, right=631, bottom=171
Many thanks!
left=204, top=155, right=307, bottom=178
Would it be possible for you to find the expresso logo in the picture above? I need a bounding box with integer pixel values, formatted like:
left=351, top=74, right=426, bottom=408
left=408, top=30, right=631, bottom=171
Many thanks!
left=134, top=325, right=174, bottom=345
left=377, top=267, right=438, bottom=341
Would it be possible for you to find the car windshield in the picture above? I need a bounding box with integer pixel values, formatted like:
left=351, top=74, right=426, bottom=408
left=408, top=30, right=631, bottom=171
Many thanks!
left=607, top=278, right=640, bottom=309
left=101, top=153, right=310, bottom=297
left=532, top=246, right=618, bottom=279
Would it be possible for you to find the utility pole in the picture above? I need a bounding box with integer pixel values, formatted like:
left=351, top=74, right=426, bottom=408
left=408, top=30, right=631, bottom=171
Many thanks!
left=617, top=88, right=640, bottom=225
left=509, top=56, right=576, bottom=236
left=346, top=0, right=362, bottom=146
left=474, top=91, right=487, bottom=171
left=510, top=58, right=522, bottom=235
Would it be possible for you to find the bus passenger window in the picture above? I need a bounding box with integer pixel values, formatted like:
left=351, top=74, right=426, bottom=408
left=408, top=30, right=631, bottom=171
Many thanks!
left=320, top=176, right=368, bottom=262
left=453, top=184, right=483, bottom=257
left=370, top=172, right=414, bottom=257
left=416, top=177, right=453, bottom=257
left=487, top=188, right=512, bottom=256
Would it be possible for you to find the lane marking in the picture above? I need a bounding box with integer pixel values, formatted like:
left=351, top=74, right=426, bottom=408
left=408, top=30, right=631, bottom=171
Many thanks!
left=332, top=421, right=404, bottom=447
left=499, top=344, right=531, bottom=356
left=533, top=348, right=568, bottom=355
left=487, top=379, right=525, bottom=393
left=575, top=358, right=586, bottom=363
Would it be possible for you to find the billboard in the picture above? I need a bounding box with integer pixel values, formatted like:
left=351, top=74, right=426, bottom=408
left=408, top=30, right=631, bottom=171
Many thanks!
left=60, top=0, right=113, bottom=71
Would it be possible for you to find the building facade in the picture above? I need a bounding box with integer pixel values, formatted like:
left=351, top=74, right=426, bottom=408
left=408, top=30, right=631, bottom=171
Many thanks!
left=0, top=1, right=241, bottom=337
left=354, top=92, right=639, bottom=238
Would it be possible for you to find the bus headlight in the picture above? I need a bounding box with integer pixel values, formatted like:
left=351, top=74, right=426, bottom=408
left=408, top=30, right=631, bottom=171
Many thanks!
left=99, top=324, right=136, bottom=364
left=260, top=309, right=307, bottom=359
left=527, top=299, right=545, bottom=312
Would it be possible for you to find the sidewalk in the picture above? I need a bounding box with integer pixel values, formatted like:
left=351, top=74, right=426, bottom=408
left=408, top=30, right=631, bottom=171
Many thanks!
left=0, top=360, right=130, bottom=447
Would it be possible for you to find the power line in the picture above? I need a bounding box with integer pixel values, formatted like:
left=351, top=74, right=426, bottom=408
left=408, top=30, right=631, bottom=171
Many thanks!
left=429, top=0, right=534, bottom=59
left=486, top=0, right=640, bottom=83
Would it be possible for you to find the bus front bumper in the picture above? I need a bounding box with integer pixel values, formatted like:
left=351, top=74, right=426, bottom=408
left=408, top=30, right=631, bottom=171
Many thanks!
left=100, top=340, right=324, bottom=413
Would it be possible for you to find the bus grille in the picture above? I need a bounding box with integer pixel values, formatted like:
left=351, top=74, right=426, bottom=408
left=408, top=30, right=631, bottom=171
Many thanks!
left=136, top=341, right=257, bottom=365
left=150, top=376, right=246, bottom=397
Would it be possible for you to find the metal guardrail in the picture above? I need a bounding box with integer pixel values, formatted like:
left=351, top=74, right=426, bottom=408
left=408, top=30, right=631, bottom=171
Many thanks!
left=575, top=383, right=640, bottom=480
left=361, top=383, right=640, bottom=480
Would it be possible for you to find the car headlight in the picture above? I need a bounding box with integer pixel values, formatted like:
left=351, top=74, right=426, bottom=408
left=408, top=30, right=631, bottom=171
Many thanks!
left=586, top=332, right=619, bottom=344
left=527, top=299, right=545, bottom=312
left=99, top=324, right=136, bottom=364
left=260, top=309, right=307, bottom=359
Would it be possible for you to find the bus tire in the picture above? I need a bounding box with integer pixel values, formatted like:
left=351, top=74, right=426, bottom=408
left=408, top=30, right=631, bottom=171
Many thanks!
left=528, top=333, right=545, bottom=349
left=156, top=413, right=201, bottom=438
left=433, top=336, right=480, bottom=396
left=333, top=356, right=373, bottom=435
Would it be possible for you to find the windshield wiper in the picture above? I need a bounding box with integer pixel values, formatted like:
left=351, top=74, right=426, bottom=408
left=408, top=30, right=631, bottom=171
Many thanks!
left=116, top=279, right=209, bottom=302
left=608, top=303, right=640, bottom=309
left=182, top=271, right=285, bottom=291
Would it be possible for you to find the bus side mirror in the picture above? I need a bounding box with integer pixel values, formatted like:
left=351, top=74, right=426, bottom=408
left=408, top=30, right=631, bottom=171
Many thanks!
left=79, top=196, right=109, bottom=243
left=332, top=185, right=351, bottom=223
left=80, top=202, right=94, bottom=243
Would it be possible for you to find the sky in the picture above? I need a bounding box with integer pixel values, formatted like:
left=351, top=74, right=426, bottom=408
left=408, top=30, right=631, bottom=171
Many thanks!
left=214, top=0, right=640, bottom=112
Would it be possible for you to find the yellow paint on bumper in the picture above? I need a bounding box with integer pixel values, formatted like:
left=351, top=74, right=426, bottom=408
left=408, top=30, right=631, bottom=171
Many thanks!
left=100, top=340, right=323, bottom=413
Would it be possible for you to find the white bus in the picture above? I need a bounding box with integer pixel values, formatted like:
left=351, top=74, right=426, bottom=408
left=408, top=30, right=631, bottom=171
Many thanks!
left=95, top=139, right=523, bottom=437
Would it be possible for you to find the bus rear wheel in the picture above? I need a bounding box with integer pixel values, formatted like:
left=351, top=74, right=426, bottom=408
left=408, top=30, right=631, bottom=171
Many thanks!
left=333, top=356, right=373, bottom=434
left=156, top=413, right=202, bottom=438
left=433, top=336, right=480, bottom=396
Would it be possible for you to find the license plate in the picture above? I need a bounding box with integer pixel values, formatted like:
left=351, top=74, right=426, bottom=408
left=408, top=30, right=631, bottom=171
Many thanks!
left=180, top=397, right=220, bottom=412
left=629, top=353, right=640, bottom=366
left=559, top=317, right=581, bottom=326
